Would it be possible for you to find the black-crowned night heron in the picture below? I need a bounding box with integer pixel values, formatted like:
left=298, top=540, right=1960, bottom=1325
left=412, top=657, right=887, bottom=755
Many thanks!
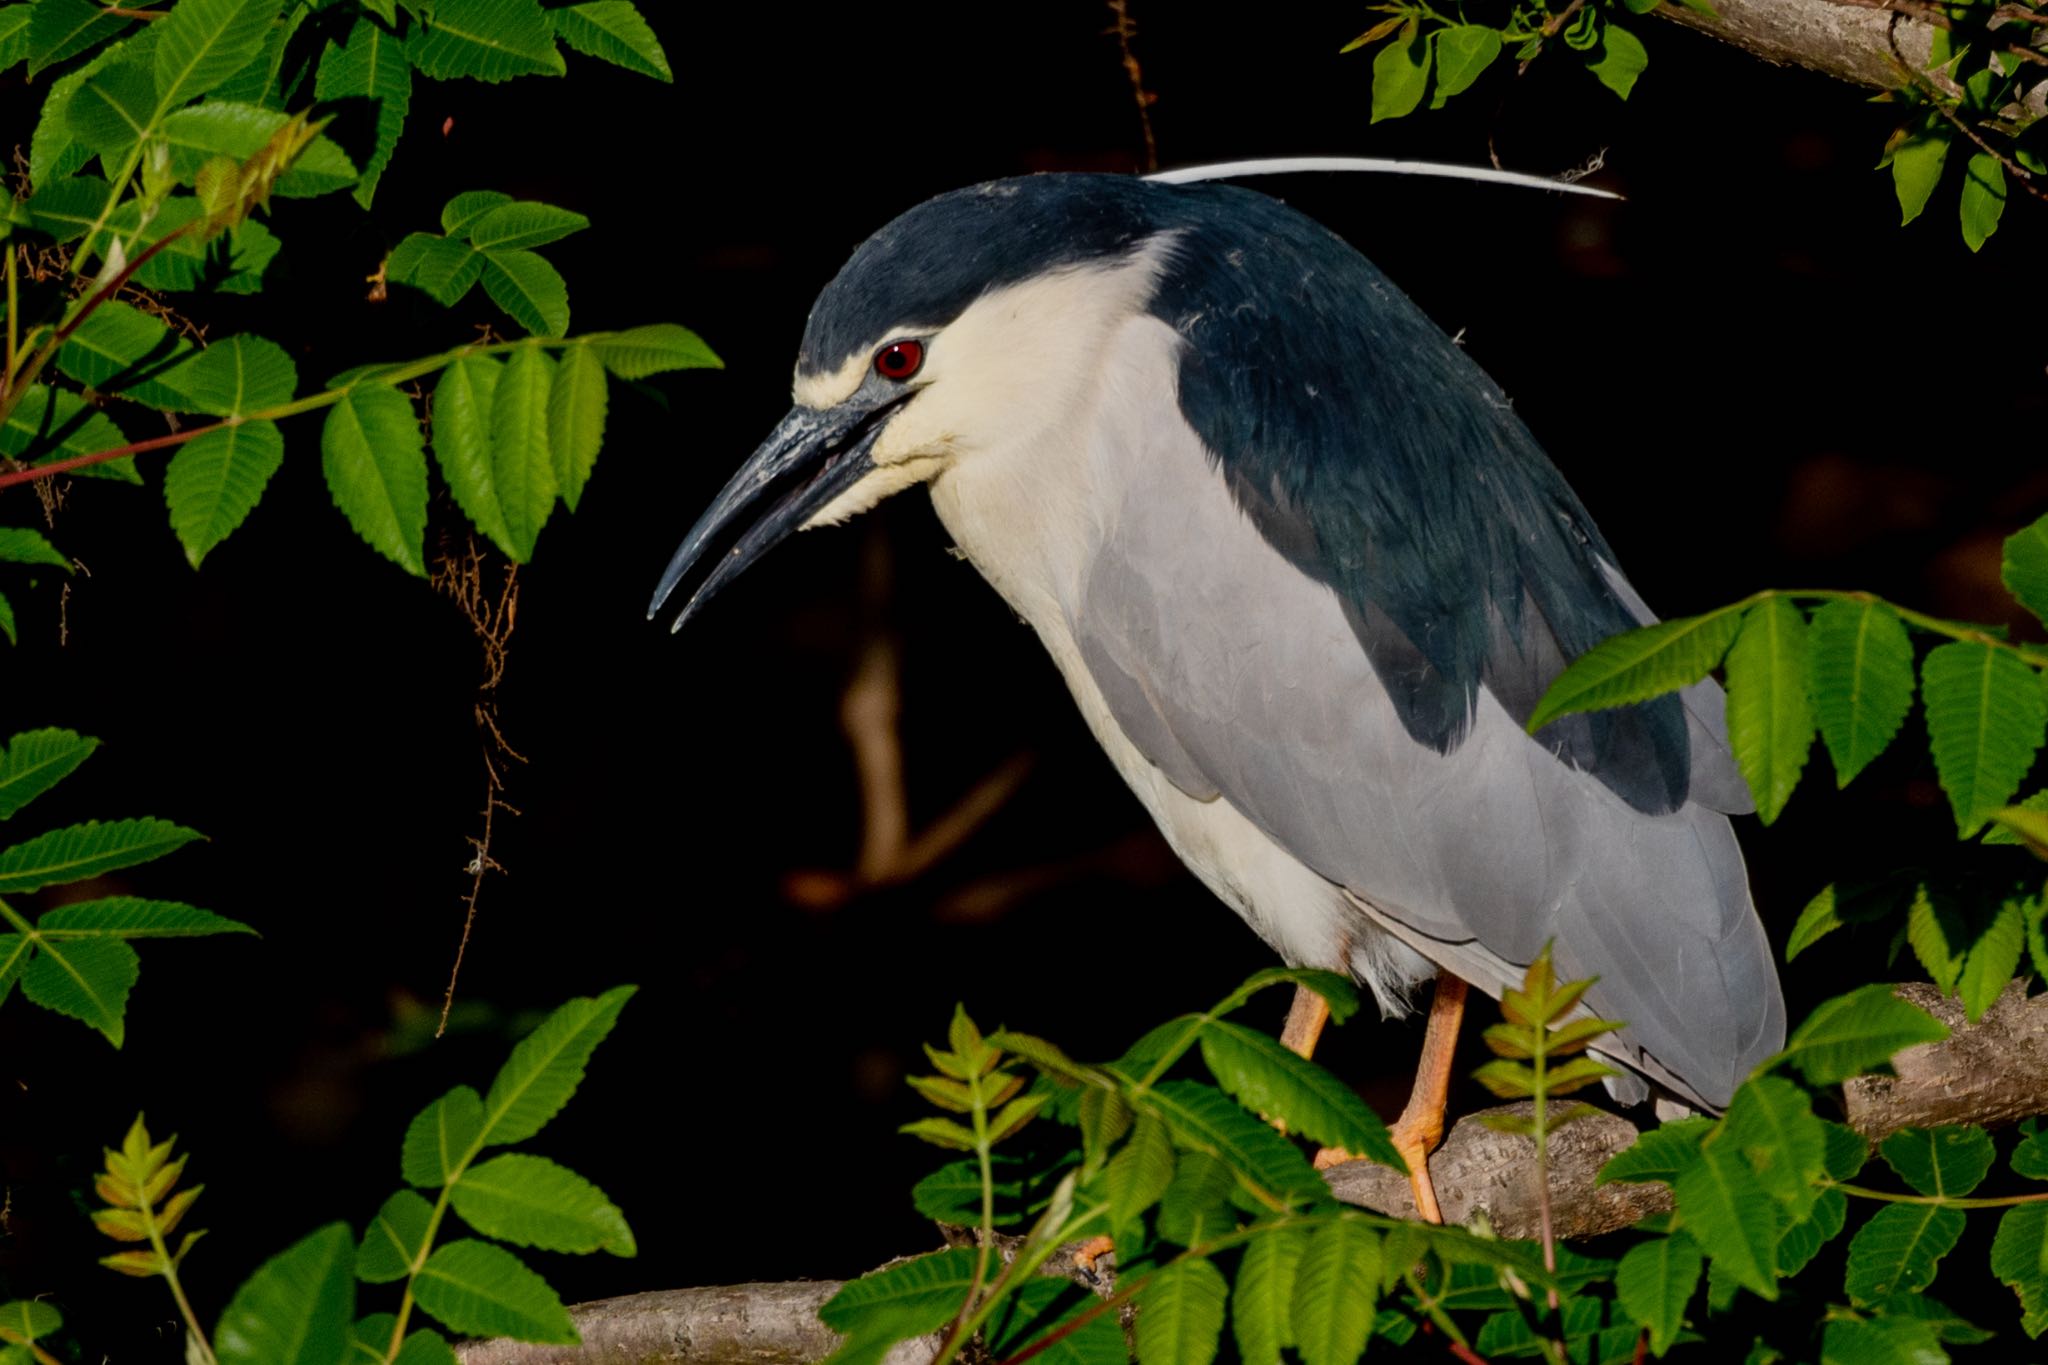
left=651, top=162, right=1786, bottom=1221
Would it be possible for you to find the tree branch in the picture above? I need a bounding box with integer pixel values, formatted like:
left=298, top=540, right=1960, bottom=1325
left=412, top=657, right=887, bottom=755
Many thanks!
left=458, top=981, right=2048, bottom=1363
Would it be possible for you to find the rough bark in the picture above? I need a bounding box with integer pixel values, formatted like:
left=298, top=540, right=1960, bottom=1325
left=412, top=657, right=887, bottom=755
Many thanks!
left=1656, top=0, right=1939, bottom=91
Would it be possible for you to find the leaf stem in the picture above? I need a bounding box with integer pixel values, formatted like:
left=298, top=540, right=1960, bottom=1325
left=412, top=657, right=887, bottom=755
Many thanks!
left=1828, top=1179, right=2048, bottom=1208
left=133, top=1169, right=217, bottom=1365
left=6, top=246, right=18, bottom=393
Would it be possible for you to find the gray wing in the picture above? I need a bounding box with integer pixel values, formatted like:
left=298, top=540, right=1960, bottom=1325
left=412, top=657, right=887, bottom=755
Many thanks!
left=1073, top=386, right=1782, bottom=1110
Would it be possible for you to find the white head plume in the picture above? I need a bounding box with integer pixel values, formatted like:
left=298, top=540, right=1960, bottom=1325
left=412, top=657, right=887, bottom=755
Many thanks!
left=1146, top=156, right=1620, bottom=201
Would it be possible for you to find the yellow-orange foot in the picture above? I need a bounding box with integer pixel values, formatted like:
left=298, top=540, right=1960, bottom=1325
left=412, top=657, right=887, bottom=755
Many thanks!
left=1388, top=1120, right=1445, bottom=1224
left=1070, top=1235, right=1115, bottom=1279
left=1311, top=1146, right=1356, bottom=1171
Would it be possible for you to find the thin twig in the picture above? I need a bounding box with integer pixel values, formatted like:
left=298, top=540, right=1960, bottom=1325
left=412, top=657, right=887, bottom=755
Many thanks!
left=1104, top=0, right=1159, bottom=173
left=1883, top=10, right=2048, bottom=201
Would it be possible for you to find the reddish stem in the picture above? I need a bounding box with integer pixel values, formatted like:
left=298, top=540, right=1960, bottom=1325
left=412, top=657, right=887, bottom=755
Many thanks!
left=0, top=422, right=218, bottom=488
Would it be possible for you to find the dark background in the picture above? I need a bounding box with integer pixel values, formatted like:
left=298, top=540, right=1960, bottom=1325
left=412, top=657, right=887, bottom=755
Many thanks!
left=2, top=3, right=2044, bottom=1354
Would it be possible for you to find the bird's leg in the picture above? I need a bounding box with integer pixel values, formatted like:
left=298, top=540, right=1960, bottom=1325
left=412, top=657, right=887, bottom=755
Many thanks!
left=1280, top=983, right=1332, bottom=1058
left=1385, top=972, right=1469, bottom=1224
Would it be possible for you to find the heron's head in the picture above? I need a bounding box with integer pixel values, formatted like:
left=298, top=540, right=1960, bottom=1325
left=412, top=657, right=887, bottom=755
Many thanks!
left=649, top=174, right=1172, bottom=629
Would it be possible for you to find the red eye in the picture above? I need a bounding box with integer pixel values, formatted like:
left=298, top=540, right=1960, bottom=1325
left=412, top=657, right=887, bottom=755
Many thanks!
left=874, top=339, right=924, bottom=381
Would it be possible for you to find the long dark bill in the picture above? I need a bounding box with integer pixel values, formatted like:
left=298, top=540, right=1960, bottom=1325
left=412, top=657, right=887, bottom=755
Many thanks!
left=648, top=393, right=908, bottom=631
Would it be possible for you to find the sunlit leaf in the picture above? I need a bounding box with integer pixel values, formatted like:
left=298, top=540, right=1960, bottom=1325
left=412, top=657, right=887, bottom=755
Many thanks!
left=321, top=383, right=428, bottom=576
left=407, top=0, right=564, bottom=82
left=548, top=2, right=669, bottom=80
left=412, top=1240, right=574, bottom=1344
left=1725, top=597, right=1813, bottom=823
left=213, top=1222, right=354, bottom=1365
left=449, top=1153, right=635, bottom=1256
left=0, top=729, right=99, bottom=820
left=1921, top=641, right=2046, bottom=836
left=356, top=1188, right=434, bottom=1283
left=1808, top=598, right=1915, bottom=787
left=1528, top=606, right=1744, bottom=733
left=313, top=18, right=411, bottom=207
left=165, top=420, right=284, bottom=566
left=489, top=345, right=556, bottom=560
left=480, top=985, right=634, bottom=1146
left=0, top=818, right=202, bottom=893
left=1135, top=1256, right=1227, bottom=1365
left=1770, top=984, right=1948, bottom=1087
left=1844, top=1202, right=1964, bottom=1305
left=548, top=342, right=608, bottom=511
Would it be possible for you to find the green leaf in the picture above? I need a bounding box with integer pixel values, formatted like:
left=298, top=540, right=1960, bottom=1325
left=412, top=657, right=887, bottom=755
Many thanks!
left=481, top=249, right=570, bottom=337
left=432, top=356, right=516, bottom=556
left=481, top=985, right=634, bottom=1146
left=1878, top=1292, right=1992, bottom=1345
left=1715, top=1076, right=1826, bottom=1222
left=0, top=8, right=29, bottom=74
left=449, top=1153, right=634, bottom=1256
left=547, top=342, right=607, bottom=512
left=313, top=18, right=411, bottom=208
left=2014, top=1125, right=2048, bottom=1180
left=158, top=101, right=358, bottom=197
left=38, top=896, right=251, bottom=937
left=56, top=299, right=197, bottom=410
left=0, top=934, right=25, bottom=1006
left=213, top=1222, right=355, bottom=1365
left=1891, top=132, right=1950, bottom=226
left=356, top=1188, right=434, bottom=1283
left=489, top=345, right=557, bottom=560
left=1589, top=22, right=1649, bottom=98
left=161, top=333, right=297, bottom=417
left=1808, top=599, right=1915, bottom=787
left=1960, top=151, right=2006, bottom=252
left=2004, top=513, right=2048, bottom=628
left=1820, top=1315, right=1948, bottom=1365
left=1879, top=1126, right=1994, bottom=1198
left=165, top=420, right=284, bottom=566
left=1148, top=1080, right=1327, bottom=1205
left=1672, top=1141, right=1778, bottom=1299
left=1598, top=1116, right=1712, bottom=1186
left=442, top=190, right=513, bottom=236
left=0, top=529, right=67, bottom=572
left=1921, top=641, right=2047, bottom=836
left=1777, top=1188, right=1848, bottom=1277
left=68, top=61, right=156, bottom=162
left=1197, top=1019, right=1403, bottom=1170
left=1725, top=597, right=1813, bottom=823
left=208, top=3, right=303, bottom=104
left=412, top=1240, right=574, bottom=1344
left=0, top=1299, right=62, bottom=1343
left=1993, top=1203, right=2048, bottom=1335
left=548, top=3, right=668, bottom=80
left=155, top=0, right=283, bottom=113
left=20, top=936, right=138, bottom=1044
left=0, top=729, right=99, bottom=820
left=1771, top=984, right=1948, bottom=1087
left=985, top=1281, right=1123, bottom=1365
left=387, top=233, right=484, bottom=306
left=1787, top=884, right=1844, bottom=962
left=402, top=1086, right=484, bottom=1188
left=1528, top=606, right=1744, bottom=733
left=1232, top=1222, right=1307, bottom=1365
left=322, top=383, right=428, bottom=576
left=912, top=1158, right=1023, bottom=1227
left=1370, top=20, right=1430, bottom=123
left=103, top=196, right=279, bottom=294
left=390, top=1330, right=457, bottom=1365
left=1905, top=885, right=1963, bottom=994
left=0, top=817, right=202, bottom=892
left=1100, top=1112, right=1175, bottom=1230
left=817, top=1248, right=977, bottom=1334
left=1, top=384, right=137, bottom=482
left=1135, top=1256, right=1227, bottom=1365
left=1155, top=1149, right=1235, bottom=1246
left=25, top=175, right=108, bottom=241
left=1289, top=1220, right=1379, bottom=1365
left=407, top=0, right=563, bottom=81
left=465, top=201, right=588, bottom=251
left=27, top=0, right=132, bottom=77
left=1616, top=1233, right=1701, bottom=1357
left=1429, top=25, right=1499, bottom=104
left=589, top=323, right=721, bottom=378
left=0, top=594, right=15, bottom=647
left=1956, top=896, right=2025, bottom=1022
left=1844, top=1202, right=1965, bottom=1305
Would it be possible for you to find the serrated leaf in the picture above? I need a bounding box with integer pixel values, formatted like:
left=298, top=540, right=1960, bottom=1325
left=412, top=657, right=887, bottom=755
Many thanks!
left=408, top=0, right=563, bottom=82
left=1994, top=1203, right=2048, bottom=1335
left=588, top=322, right=721, bottom=378
left=402, top=1086, right=483, bottom=1188
left=1289, top=1220, right=1379, bottom=1365
left=160, top=333, right=296, bottom=417
left=213, top=1222, right=354, bottom=1365
left=0, top=1299, right=62, bottom=1343
left=1197, top=1019, right=1403, bottom=1170
left=1716, top=1076, right=1826, bottom=1222
left=27, top=0, right=132, bottom=77
left=313, top=18, right=411, bottom=207
left=1369, top=20, right=1429, bottom=123
left=1957, top=896, right=2025, bottom=1022
left=1922, top=641, right=2046, bottom=836
left=911, top=1158, right=1023, bottom=1227
left=548, top=342, right=607, bottom=511
left=322, top=383, right=427, bottom=576
left=387, top=233, right=484, bottom=306
left=432, top=355, right=515, bottom=556
left=1808, top=599, right=1915, bottom=787
left=413, top=1240, right=574, bottom=1344
left=56, top=299, right=198, bottom=410
left=0, top=594, right=15, bottom=647
left=155, top=0, right=282, bottom=113
left=465, top=201, right=588, bottom=252
left=1616, top=1233, right=1700, bottom=1356
left=0, top=729, right=98, bottom=820
left=481, top=249, right=569, bottom=337
left=21, top=936, right=138, bottom=1044
left=1, top=384, right=138, bottom=482
left=442, top=190, right=512, bottom=236
left=1726, top=598, right=1813, bottom=823
left=1891, top=132, right=1950, bottom=226
left=1148, top=1080, right=1327, bottom=1206
left=548, top=3, right=668, bottom=80
left=985, top=1281, right=1123, bottom=1365
left=1589, top=22, right=1649, bottom=98
left=487, top=344, right=557, bottom=559
left=1429, top=25, right=1499, bottom=105
left=68, top=61, right=156, bottom=163
left=1672, top=1141, right=1778, bottom=1299
left=0, top=529, right=66, bottom=572
left=158, top=101, right=357, bottom=197
left=900, top=1117, right=977, bottom=1151
left=1844, top=1202, right=1964, bottom=1305
left=1777, top=1187, right=1848, bottom=1277
left=1772, top=983, right=1949, bottom=1087
left=39, top=896, right=251, bottom=937
left=0, top=817, right=202, bottom=892
left=2005, top=513, right=2048, bottom=628
left=165, top=420, right=284, bottom=566
left=0, top=8, right=29, bottom=74
left=1787, top=884, right=1843, bottom=962
left=356, top=1188, right=433, bottom=1283
left=481, top=985, right=634, bottom=1145
left=817, top=1248, right=977, bottom=1334
left=1879, top=1292, right=1993, bottom=1345
left=1101, top=1112, right=1175, bottom=1230
left=1821, top=1315, right=1948, bottom=1365
left=0, top=934, right=24, bottom=1006
left=1598, top=1116, right=1712, bottom=1186
left=1879, top=1125, right=1994, bottom=1198
left=1528, top=606, right=1744, bottom=733
left=26, top=174, right=108, bottom=241
left=1156, top=1149, right=1235, bottom=1246
left=1232, top=1222, right=1306, bottom=1365
left=1906, top=885, right=1964, bottom=994
left=449, top=1153, right=634, bottom=1256
left=1960, top=151, right=2006, bottom=252
left=1135, top=1256, right=1227, bottom=1365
